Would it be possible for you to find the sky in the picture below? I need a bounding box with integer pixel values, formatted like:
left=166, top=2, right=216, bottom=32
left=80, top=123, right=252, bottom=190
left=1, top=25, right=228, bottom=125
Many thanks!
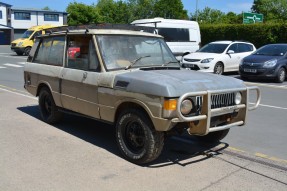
left=6, top=0, right=254, bottom=14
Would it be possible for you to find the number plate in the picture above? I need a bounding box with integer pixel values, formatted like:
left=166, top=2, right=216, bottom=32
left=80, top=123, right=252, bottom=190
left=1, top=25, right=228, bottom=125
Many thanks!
left=244, top=68, right=257, bottom=73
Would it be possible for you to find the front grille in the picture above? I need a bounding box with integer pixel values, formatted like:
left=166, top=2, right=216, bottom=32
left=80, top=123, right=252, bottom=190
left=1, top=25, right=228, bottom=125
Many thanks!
left=11, top=43, right=16, bottom=47
left=184, top=58, right=201, bottom=62
left=211, top=92, right=235, bottom=109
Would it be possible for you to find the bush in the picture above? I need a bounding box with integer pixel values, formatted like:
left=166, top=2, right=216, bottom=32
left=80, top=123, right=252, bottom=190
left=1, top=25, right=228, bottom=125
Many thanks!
left=200, top=23, right=287, bottom=48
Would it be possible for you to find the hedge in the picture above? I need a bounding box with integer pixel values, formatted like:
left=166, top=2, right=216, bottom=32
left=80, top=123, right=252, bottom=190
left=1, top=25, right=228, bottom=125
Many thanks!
left=199, top=23, right=287, bottom=48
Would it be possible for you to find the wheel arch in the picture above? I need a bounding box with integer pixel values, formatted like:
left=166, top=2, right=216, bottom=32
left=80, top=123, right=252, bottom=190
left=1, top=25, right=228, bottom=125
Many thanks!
left=36, top=82, right=52, bottom=97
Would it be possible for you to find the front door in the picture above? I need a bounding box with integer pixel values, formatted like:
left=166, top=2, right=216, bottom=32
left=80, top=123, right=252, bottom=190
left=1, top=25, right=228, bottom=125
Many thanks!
left=60, top=35, right=101, bottom=119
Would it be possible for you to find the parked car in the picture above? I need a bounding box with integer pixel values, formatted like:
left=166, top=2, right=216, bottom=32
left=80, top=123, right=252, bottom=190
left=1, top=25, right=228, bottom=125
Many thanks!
left=24, top=25, right=260, bottom=164
left=181, top=41, right=256, bottom=74
left=239, top=44, right=287, bottom=83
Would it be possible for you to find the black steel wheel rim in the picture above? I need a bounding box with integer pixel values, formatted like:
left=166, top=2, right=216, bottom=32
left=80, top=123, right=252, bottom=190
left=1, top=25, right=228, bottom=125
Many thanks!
left=123, top=120, right=145, bottom=154
left=42, top=95, right=52, bottom=117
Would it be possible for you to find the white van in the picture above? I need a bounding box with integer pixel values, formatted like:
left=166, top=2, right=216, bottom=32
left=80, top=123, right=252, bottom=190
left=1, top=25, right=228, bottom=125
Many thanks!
left=132, top=18, right=201, bottom=58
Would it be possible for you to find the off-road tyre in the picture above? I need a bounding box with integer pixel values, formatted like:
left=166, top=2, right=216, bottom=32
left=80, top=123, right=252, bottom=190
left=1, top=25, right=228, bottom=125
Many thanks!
left=214, top=62, right=224, bottom=75
left=276, top=67, right=286, bottom=83
left=39, top=87, right=63, bottom=124
left=116, top=109, right=164, bottom=164
left=196, top=129, right=230, bottom=143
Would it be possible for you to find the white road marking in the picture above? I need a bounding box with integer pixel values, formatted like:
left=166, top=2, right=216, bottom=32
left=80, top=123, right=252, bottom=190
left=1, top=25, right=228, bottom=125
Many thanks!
left=251, top=103, right=287, bottom=110
left=0, top=54, right=27, bottom=60
left=0, top=66, right=6, bottom=69
left=3, top=63, right=23, bottom=68
left=0, top=87, right=37, bottom=100
left=17, top=62, right=26, bottom=65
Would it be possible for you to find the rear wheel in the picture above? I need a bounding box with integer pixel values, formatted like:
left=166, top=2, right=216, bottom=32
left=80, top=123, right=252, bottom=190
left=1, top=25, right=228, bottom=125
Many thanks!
left=116, top=109, right=164, bottom=164
left=39, top=87, right=63, bottom=124
left=276, top=67, right=286, bottom=83
left=214, top=62, right=224, bottom=75
left=196, top=129, right=230, bottom=143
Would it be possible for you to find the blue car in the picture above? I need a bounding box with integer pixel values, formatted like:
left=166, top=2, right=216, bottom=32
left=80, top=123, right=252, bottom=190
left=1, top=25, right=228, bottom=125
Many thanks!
left=239, top=44, right=287, bottom=83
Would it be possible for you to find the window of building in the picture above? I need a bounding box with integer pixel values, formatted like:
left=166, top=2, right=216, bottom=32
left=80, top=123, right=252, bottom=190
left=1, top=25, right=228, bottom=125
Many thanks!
left=14, top=12, right=31, bottom=20
left=44, top=14, right=59, bottom=21
left=0, top=11, right=2, bottom=19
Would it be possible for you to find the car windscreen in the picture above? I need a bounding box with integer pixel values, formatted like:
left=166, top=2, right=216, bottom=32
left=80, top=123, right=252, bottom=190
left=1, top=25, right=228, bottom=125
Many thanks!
left=97, top=35, right=178, bottom=70
left=21, top=30, right=34, bottom=39
left=198, top=43, right=229, bottom=53
left=253, top=44, right=287, bottom=56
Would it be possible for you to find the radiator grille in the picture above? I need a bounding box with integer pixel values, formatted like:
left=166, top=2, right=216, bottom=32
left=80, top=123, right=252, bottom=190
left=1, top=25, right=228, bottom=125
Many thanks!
left=211, top=93, right=235, bottom=109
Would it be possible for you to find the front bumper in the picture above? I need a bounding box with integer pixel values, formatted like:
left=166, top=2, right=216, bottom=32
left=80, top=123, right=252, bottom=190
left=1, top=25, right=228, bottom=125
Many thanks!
left=171, top=86, right=260, bottom=135
left=11, top=46, right=25, bottom=53
left=239, top=66, right=279, bottom=78
left=181, top=62, right=214, bottom=73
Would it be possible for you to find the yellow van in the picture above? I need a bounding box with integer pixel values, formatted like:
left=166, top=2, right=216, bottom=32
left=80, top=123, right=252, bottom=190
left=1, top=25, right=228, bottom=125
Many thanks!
left=11, top=24, right=59, bottom=56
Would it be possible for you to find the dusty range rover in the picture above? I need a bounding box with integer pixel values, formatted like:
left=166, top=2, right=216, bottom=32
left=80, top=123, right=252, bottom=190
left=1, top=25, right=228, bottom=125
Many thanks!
left=24, top=25, right=260, bottom=164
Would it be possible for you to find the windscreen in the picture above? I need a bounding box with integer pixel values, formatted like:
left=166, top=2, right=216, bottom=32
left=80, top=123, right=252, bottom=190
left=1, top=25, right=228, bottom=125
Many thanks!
left=253, top=44, right=287, bottom=56
left=97, top=35, right=178, bottom=70
left=21, top=30, right=34, bottom=38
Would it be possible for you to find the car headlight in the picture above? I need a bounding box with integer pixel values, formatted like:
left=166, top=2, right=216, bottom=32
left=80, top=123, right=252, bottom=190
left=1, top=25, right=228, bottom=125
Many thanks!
left=263, top=59, right=277, bottom=68
left=17, top=42, right=23, bottom=47
left=201, top=58, right=214, bottom=63
left=234, top=92, right=242, bottom=105
left=180, top=99, right=194, bottom=115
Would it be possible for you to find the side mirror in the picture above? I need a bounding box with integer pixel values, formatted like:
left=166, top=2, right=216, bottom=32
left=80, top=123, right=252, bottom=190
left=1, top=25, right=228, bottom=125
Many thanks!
left=182, top=52, right=190, bottom=57
left=227, top=50, right=235, bottom=54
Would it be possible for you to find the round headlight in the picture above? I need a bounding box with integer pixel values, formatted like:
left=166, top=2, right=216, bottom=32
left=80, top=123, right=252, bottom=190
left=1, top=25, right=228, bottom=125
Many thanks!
left=180, top=99, right=193, bottom=115
left=235, top=92, right=242, bottom=105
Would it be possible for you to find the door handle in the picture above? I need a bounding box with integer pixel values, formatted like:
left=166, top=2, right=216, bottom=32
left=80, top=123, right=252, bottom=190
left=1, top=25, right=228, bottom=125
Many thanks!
left=83, top=72, right=88, bottom=80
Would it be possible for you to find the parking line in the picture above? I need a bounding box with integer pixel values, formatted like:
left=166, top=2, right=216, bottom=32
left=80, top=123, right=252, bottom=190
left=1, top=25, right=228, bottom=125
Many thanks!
left=250, top=102, right=287, bottom=110
left=3, top=63, right=23, bottom=68
left=0, top=87, right=37, bottom=100
left=245, top=82, right=287, bottom=90
left=0, top=66, right=6, bottom=69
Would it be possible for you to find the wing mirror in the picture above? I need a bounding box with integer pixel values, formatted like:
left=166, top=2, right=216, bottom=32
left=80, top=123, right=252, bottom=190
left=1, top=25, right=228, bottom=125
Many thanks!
left=227, top=50, right=235, bottom=54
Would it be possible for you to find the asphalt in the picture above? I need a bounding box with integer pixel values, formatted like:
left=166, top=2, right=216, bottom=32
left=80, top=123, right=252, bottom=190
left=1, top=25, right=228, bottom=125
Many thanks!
left=0, top=86, right=287, bottom=191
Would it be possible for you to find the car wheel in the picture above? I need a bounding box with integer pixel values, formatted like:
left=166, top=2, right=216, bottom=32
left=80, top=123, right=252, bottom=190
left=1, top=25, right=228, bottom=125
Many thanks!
left=39, top=87, right=63, bottom=124
left=214, top=62, right=224, bottom=75
left=195, top=129, right=230, bottom=143
left=24, top=47, right=31, bottom=56
left=116, top=109, right=164, bottom=164
left=16, top=51, right=23, bottom=56
left=276, top=67, right=286, bottom=83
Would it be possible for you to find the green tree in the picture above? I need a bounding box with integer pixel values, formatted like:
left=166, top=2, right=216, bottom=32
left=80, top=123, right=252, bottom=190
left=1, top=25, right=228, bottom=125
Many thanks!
left=96, top=0, right=117, bottom=23
left=191, top=7, right=225, bottom=24
left=153, top=0, right=188, bottom=19
left=127, top=0, right=156, bottom=20
left=66, top=2, right=100, bottom=25
left=42, top=6, right=51, bottom=11
left=252, top=0, right=287, bottom=22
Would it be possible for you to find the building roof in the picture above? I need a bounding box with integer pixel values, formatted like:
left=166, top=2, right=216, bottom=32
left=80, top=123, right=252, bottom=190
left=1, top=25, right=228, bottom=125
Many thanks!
left=0, top=2, right=12, bottom=7
left=11, top=7, right=67, bottom=14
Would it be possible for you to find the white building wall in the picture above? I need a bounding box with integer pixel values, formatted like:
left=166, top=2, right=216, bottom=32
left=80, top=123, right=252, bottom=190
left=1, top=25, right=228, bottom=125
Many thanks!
left=0, top=6, right=7, bottom=26
left=11, top=11, right=65, bottom=29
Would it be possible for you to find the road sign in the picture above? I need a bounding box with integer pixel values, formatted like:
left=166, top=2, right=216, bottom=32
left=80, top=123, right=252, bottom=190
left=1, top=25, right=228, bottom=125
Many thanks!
left=243, top=12, right=263, bottom=24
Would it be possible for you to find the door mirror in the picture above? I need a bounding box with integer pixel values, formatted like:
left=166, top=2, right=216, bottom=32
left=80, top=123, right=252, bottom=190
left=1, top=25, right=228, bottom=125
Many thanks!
left=227, top=50, right=235, bottom=54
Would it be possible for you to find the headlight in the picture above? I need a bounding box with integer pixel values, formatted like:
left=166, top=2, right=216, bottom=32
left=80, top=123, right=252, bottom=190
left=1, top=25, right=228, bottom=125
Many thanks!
left=234, top=92, right=242, bottom=105
left=180, top=99, right=193, bottom=115
left=201, top=58, right=214, bottom=63
left=17, top=42, right=23, bottom=47
left=263, top=59, right=277, bottom=68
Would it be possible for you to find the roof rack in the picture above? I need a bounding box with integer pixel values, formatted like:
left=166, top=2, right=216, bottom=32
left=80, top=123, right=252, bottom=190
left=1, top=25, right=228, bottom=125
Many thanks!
left=44, top=23, right=156, bottom=34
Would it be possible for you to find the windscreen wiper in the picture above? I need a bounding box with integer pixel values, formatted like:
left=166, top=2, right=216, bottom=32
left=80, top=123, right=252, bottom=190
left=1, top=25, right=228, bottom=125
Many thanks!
left=125, top=55, right=151, bottom=70
left=162, top=61, right=180, bottom=67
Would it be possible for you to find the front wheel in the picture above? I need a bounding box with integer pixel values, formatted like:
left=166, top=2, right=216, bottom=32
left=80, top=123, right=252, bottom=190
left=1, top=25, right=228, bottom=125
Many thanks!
left=39, top=87, right=63, bottom=124
left=214, top=62, right=224, bottom=75
left=276, top=67, right=286, bottom=83
left=195, top=129, right=230, bottom=143
left=24, top=47, right=31, bottom=56
left=116, top=109, right=164, bottom=164
left=15, top=51, right=23, bottom=56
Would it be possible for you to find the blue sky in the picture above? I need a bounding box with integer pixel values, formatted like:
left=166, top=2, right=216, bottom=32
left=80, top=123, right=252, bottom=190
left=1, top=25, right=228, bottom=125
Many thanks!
left=6, top=0, right=254, bottom=14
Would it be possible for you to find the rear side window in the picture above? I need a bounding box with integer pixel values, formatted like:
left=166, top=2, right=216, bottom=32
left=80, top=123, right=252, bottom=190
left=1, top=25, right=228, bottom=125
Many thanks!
left=238, top=43, right=254, bottom=52
left=158, top=28, right=189, bottom=42
left=33, top=36, right=65, bottom=66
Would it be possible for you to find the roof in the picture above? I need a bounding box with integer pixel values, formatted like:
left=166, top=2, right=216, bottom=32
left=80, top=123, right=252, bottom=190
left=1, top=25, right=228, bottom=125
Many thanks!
left=11, top=7, right=67, bottom=14
left=0, top=2, right=12, bottom=7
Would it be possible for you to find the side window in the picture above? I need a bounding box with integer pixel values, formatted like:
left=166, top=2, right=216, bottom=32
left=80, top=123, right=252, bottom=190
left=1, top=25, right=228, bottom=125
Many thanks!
left=89, top=40, right=100, bottom=71
left=66, top=35, right=91, bottom=70
left=228, top=44, right=239, bottom=53
left=158, top=28, right=190, bottom=42
left=33, top=36, right=65, bottom=66
left=238, top=43, right=253, bottom=52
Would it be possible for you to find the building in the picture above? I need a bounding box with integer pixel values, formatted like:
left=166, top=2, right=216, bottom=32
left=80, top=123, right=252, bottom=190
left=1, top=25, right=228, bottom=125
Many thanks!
left=0, top=1, right=67, bottom=45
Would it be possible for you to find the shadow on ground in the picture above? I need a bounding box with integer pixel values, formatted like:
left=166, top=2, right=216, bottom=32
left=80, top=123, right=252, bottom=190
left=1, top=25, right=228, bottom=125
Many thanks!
left=18, top=105, right=229, bottom=167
